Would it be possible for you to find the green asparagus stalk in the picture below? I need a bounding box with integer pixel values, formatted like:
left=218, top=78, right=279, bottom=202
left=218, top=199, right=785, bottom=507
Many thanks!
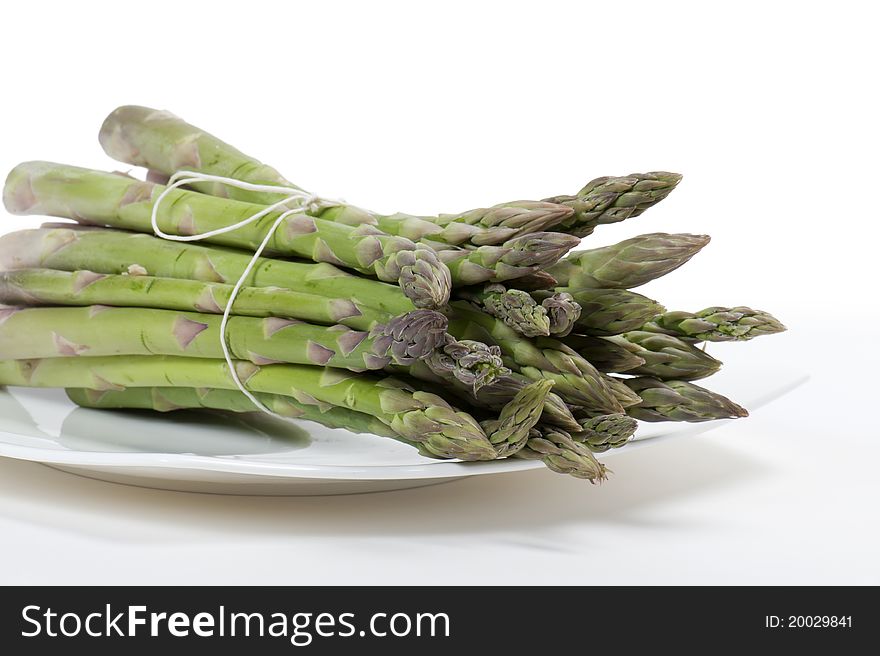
left=642, top=307, right=787, bottom=342
left=457, top=284, right=550, bottom=337
left=446, top=301, right=623, bottom=413
left=538, top=291, right=581, bottom=337
left=4, top=161, right=452, bottom=309
left=600, top=374, right=643, bottom=408
left=99, top=105, right=575, bottom=247
left=606, top=331, right=722, bottom=380
left=559, top=334, right=646, bottom=373
left=395, top=203, right=574, bottom=248
left=543, top=172, right=683, bottom=237
left=535, top=288, right=665, bottom=336
left=0, top=228, right=417, bottom=316
left=515, top=427, right=608, bottom=482
left=547, top=233, right=710, bottom=289
left=502, top=269, right=559, bottom=291
left=0, top=305, right=446, bottom=369
left=0, top=356, right=497, bottom=460
left=66, top=387, right=402, bottom=440
left=441, top=371, right=581, bottom=434
left=437, top=232, right=580, bottom=286
left=623, top=377, right=749, bottom=422
left=571, top=414, right=638, bottom=453
left=0, top=268, right=392, bottom=331
left=480, top=380, right=553, bottom=457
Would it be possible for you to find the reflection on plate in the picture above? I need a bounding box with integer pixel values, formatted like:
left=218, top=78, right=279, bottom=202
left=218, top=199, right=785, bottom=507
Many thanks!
left=0, top=364, right=807, bottom=496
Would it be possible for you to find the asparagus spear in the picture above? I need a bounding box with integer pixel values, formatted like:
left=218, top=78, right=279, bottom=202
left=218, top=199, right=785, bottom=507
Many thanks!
left=480, top=380, right=553, bottom=457
left=401, top=203, right=574, bottom=248
left=0, top=268, right=393, bottom=331
left=606, top=331, right=722, bottom=380
left=0, top=356, right=498, bottom=460
left=515, top=427, right=608, bottom=482
left=559, top=334, right=646, bottom=373
left=543, top=172, right=683, bottom=237
left=408, top=360, right=583, bottom=434
left=3, top=161, right=452, bottom=309
left=446, top=301, right=623, bottom=413
left=539, top=291, right=581, bottom=337
left=99, top=105, right=575, bottom=247
left=534, top=288, right=665, bottom=336
left=547, top=233, right=710, bottom=289
left=70, top=380, right=552, bottom=461
left=66, top=387, right=402, bottom=440
left=600, top=373, right=643, bottom=408
left=0, top=228, right=417, bottom=316
left=457, top=284, right=550, bottom=337
left=622, top=377, right=749, bottom=422
left=0, top=305, right=446, bottom=369
left=437, top=231, right=580, bottom=286
left=502, top=270, right=559, bottom=291
left=643, top=307, right=787, bottom=342
left=572, top=414, right=638, bottom=453
left=410, top=334, right=509, bottom=391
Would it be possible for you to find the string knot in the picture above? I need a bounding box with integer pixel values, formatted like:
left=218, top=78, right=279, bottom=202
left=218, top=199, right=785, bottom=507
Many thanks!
left=148, top=170, right=350, bottom=422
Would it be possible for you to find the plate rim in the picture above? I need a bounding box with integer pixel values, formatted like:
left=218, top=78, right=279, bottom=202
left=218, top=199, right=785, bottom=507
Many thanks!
left=0, top=424, right=548, bottom=481
left=0, top=371, right=809, bottom=482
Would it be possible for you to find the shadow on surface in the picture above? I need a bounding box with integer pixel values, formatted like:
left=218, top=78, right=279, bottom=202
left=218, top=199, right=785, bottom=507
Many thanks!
left=0, top=431, right=769, bottom=543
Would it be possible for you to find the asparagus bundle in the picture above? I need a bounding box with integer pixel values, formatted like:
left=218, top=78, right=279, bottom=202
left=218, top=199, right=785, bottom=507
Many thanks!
left=0, top=227, right=418, bottom=316
left=0, top=105, right=789, bottom=484
left=446, top=301, right=624, bottom=414
left=5, top=161, right=454, bottom=309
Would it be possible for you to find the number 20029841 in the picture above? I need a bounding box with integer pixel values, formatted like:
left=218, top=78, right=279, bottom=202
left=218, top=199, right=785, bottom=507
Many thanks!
left=765, top=616, right=852, bottom=628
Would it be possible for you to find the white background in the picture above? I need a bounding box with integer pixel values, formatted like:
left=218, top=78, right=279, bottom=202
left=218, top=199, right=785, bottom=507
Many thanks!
left=0, top=0, right=878, bottom=584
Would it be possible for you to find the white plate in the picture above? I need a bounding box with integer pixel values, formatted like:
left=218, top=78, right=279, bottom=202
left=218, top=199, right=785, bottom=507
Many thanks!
left=0, top=365, right=807, bottom=495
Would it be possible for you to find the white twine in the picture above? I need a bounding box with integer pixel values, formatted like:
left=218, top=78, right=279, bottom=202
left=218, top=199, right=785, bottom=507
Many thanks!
left=150, top=171, right=344, bottom=420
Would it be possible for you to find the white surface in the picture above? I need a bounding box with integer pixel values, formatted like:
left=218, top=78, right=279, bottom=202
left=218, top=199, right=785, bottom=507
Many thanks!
left=1, top=1, right=878, bottom=583
left=0, top=365, right=805, bottom=494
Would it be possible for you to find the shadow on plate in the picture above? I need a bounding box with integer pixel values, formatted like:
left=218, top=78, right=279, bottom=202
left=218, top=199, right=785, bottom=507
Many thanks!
left=59, top=407, right=311, bottom=456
